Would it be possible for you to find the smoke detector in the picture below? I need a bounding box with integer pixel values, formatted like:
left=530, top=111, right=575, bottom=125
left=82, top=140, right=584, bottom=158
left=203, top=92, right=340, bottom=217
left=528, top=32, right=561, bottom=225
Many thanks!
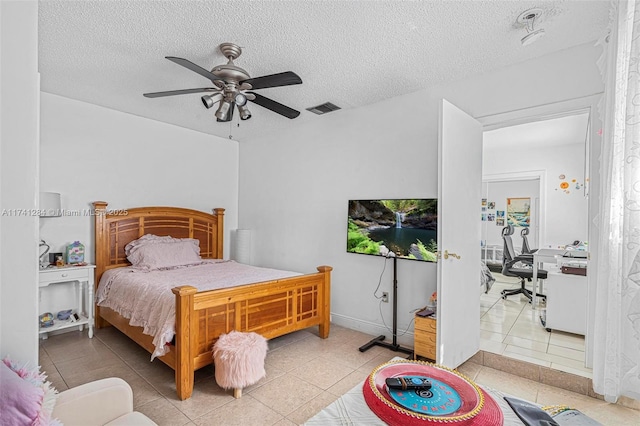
left=517, top=8, right=546, bottom=46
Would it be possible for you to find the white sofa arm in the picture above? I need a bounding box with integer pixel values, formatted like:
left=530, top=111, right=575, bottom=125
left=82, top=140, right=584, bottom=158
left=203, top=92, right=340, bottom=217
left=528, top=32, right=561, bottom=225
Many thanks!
left=52, top=377, right=134, bottom=426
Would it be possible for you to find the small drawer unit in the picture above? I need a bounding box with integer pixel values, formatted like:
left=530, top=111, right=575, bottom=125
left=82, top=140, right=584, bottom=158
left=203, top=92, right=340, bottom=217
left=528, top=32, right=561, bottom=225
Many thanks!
left=414, top=315, right=437, bottom=361
left=39, top=268, right=90, bottom=286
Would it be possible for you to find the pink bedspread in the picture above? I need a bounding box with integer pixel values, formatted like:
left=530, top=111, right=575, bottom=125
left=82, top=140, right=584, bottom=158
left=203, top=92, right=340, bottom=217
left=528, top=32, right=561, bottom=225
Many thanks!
left=96, top=260, right=301, bottom=359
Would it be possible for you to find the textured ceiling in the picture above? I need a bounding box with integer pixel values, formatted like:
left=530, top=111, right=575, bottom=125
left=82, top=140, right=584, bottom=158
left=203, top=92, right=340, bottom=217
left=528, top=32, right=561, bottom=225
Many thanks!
left=38, top=1, right=610, bottom=142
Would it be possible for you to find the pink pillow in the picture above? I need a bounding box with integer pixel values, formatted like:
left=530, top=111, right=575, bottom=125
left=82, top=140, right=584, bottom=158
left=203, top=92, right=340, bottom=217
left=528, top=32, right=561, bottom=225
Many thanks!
left=0, top=358, right=59, bottom=426
left=125, top=234, right=202, bottom=270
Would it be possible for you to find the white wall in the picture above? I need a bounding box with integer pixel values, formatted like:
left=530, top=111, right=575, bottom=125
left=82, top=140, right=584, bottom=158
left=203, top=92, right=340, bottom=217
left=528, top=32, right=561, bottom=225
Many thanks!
left=40, top=93, right=240, bottom=265
left=0, top=0, right=40, bottom=365
left=239, top=42, right=604, bottom=346
left=484, top=142, right=589, bottom=249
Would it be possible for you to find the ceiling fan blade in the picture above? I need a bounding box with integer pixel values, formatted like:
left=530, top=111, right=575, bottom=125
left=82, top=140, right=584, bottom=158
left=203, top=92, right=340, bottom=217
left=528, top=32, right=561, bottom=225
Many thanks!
left=143, top=88, right=220, bottom=98
left=165, top=56, right=223, bottom=82
left=247, top=92, right=300, bottom=119
left=240, top=71, right=302, bottom=90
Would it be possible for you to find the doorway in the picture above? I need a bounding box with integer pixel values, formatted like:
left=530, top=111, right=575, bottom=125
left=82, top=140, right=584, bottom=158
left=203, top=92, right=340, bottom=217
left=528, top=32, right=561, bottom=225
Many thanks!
left=478, top=111, right=592, bottom=377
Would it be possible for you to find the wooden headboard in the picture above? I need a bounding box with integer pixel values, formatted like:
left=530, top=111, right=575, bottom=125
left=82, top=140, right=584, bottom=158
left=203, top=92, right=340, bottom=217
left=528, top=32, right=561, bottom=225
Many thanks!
left=93, top=202, right=224, bottom=284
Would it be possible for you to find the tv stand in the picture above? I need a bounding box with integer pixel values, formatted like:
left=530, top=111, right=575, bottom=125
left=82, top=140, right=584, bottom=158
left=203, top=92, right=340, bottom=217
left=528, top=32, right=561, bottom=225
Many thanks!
left=358, top=256, right=413, bottom=356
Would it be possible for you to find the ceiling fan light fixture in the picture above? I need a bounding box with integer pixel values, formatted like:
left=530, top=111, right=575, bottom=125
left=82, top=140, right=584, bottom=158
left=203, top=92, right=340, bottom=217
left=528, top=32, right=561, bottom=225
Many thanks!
left=238, top=104, right=251, bottom=120
left=215, top=100, right=231, bottom=120
left=234, top=92, right=248, bottom=106
left=201, top=93, right=223, bottom=109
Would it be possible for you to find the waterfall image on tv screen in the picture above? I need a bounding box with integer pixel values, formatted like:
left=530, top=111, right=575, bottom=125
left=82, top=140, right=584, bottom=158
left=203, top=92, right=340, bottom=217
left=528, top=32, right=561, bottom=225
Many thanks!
left=347, top=199, right=438, bottom=262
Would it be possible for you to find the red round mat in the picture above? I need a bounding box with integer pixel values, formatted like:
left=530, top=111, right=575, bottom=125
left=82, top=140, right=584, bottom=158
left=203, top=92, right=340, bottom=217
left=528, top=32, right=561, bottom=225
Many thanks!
left=363, top=360, right=504, bottom=425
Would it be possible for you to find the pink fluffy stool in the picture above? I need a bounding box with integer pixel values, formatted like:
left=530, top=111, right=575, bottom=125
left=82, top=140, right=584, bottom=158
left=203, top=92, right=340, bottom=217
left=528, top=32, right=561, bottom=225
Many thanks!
left=212, top=331, right=268, bottom=398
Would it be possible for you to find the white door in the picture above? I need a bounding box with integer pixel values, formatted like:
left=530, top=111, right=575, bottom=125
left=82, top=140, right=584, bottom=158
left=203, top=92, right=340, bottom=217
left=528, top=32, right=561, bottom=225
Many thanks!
left=437, top=99, right=483, bottom=368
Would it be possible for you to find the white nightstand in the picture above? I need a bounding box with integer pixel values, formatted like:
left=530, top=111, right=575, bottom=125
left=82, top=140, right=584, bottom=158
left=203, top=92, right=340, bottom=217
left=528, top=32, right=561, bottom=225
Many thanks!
left=38, top=264, right=96, bottom=339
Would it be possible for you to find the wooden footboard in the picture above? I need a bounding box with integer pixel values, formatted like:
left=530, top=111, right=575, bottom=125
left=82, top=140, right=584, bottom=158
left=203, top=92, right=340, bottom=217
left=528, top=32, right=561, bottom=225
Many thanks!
left=172, top=265, right=331, bottom=399
left=93, top=202, right=331, bottom=400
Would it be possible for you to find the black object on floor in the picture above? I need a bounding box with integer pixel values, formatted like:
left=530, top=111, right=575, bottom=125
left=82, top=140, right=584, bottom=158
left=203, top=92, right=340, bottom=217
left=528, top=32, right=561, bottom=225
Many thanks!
left=504, top=396, right=559, bottom=426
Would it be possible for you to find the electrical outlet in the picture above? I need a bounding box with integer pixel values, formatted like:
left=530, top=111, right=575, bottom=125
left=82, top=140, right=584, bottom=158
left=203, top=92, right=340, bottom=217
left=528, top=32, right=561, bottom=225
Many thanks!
left=382, top=292, right=389, bottom=303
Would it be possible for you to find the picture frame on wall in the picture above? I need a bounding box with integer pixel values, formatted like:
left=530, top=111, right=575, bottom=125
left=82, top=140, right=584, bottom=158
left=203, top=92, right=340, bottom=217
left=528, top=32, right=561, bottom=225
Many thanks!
left=496, top=218, right=505, bottom=226
left=507, top=197, right=531, bottom=227
left=488, top=201, right=496, bottom=209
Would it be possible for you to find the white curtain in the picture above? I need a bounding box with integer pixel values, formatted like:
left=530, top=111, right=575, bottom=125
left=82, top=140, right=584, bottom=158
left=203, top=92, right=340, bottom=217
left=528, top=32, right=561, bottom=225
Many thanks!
left=594, top=0, right=640, bottom=403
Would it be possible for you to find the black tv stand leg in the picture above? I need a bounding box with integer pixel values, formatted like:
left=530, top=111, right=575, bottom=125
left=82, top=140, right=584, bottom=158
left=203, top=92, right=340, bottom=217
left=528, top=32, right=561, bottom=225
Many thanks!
left=358, top=335, right=414, bottom=355
left=358, top=335, right=385, bottom=352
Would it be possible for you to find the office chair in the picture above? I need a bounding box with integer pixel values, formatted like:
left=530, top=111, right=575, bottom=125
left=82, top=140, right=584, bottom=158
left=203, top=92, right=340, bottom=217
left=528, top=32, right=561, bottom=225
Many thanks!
left=500, top=225, right=547, bottom=303
left=521, top=228, right=537, bottom=254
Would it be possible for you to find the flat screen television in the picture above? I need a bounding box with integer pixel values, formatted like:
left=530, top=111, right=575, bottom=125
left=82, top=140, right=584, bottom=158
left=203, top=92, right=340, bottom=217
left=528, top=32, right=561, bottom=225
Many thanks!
left=347, top=199, right=438, bottom=262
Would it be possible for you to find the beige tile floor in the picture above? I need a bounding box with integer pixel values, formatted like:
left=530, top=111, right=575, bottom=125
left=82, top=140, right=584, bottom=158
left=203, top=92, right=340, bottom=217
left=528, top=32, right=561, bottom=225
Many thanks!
left=480, top=273, right=592, bottom=378
left=39, top=323, right=639, bottom=425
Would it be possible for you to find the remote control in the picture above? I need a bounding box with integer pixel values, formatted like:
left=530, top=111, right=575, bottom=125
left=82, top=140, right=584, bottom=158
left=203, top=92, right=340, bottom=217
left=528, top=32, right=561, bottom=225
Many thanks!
left=385, top=376, right=432, bottom=391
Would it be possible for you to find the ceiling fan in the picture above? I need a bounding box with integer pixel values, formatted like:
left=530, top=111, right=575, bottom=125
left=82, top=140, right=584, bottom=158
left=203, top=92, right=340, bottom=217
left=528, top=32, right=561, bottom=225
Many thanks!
left=143, top=42, right=302, bottom=122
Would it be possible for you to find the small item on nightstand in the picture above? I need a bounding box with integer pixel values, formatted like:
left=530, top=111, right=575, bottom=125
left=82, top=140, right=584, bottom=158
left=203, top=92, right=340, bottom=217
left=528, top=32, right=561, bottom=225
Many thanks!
left=49, top=252, right=63, bottom=265
left=416, top=308, right=435, bottom=317
left=39, top=313, right=54, bottom=328
left=66, top=241, right=85, bottom=264
left=57, top=309, right=73, bottom=321
left=55, top=256, right=64, bottom=267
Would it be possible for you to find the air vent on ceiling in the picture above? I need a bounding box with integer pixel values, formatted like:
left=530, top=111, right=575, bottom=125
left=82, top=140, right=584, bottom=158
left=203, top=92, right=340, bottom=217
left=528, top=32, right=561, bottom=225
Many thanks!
left=306, top=102, right=341, bottom=115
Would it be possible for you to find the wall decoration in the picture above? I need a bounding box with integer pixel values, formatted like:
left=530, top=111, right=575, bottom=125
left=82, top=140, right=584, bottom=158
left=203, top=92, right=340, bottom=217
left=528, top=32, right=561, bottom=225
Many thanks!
left=496, top=218, right=504, bottom=226
left=507, top=197, right=530, bottom=227
left=482, top=207, right=486, bottom=212
left=481, top=213, right=487, bottom=221
left=488, top=201, right=496, bottom=209
left=481, top=198, right=487, bottom=206
left=488, top=213, right=495, bottom=222
left=556, top=174, right=584, bottom=194
left=496, top=210, right=505, bottom=218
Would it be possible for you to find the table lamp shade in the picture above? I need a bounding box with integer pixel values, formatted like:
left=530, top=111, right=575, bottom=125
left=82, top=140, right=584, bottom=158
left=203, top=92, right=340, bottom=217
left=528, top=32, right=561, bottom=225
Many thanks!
left=39, top=192, right=61, bottom=217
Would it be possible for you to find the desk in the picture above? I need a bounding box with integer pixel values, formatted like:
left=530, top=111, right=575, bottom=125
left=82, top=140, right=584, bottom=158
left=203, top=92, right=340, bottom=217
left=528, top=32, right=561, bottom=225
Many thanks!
left=38, top=264, right=95, bottom=339
left=531, top=248, right=566, bottom=309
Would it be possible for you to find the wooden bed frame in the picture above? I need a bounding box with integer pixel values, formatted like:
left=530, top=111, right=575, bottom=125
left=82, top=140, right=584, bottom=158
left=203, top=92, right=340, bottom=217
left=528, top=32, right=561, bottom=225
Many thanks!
left=93, top=202, right=332, bottom=400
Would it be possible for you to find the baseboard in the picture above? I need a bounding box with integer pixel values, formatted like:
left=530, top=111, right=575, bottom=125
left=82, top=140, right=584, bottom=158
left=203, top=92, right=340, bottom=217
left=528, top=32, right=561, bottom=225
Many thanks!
left=330, top=312, right=414, bottom=348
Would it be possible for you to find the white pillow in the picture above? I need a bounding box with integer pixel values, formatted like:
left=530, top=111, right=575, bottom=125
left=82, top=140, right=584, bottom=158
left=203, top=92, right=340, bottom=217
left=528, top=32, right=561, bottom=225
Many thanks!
left=125, top=234, right=202, bottom=270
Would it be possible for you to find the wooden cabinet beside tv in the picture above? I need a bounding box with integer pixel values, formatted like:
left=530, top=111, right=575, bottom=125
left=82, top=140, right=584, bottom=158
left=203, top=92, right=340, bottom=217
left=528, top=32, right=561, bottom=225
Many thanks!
left=414, top=314, right=436, bottom=361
